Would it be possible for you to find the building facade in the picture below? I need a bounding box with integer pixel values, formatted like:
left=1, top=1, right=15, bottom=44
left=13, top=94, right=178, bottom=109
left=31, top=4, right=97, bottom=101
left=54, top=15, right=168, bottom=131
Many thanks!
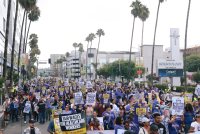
left=0, top=0, right=24, bottom=75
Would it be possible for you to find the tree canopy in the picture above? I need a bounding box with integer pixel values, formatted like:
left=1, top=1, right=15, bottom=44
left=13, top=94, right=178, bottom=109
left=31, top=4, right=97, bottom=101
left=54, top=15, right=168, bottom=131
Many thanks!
left=186, top=55, right=200, bottom=72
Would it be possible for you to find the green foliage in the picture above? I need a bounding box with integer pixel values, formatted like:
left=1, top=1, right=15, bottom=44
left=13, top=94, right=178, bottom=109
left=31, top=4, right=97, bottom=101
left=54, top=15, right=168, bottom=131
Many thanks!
left=96, top=29, right=105, bottom=37
left=155, top=84, right=195, bottom=93
left=13, top=73, right=19, bottom=84
left=130, top=0, right=142, bottom=18
left=28, top=6, right=40, bottom=21
left=155, top=84, right=167, bottom=91
left=19, top=0, right=36, bottom=11
left=139, top=5, right=150, bottom=22
left=186, top=55, right=200, bottom=72
left=97, top=60, right=137, bottom=80
left=192, top=71, right=200, bottom=83
left=0, top=77, right=4, bottom=88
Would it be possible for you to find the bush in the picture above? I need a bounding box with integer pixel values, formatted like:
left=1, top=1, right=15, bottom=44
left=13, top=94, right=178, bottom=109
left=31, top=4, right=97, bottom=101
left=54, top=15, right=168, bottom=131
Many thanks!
left=155, top=84, right=167, bottom=91
left=155, top=84, right=195, bottom=93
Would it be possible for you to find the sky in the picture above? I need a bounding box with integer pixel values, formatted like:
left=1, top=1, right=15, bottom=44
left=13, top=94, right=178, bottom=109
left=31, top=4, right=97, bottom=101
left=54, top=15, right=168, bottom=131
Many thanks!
left=29, top=0, right=200, bottom=68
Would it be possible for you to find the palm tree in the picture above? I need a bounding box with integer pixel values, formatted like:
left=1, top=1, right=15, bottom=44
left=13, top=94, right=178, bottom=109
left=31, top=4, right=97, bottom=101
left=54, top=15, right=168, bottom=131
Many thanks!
left=85, top=36, right=90, bottom=79
left=25, top=6, right=40, bottom=51
left=95, top=29, right=105, bottom=79
left=3, top=0, right=12, bottom=79
left=17, top=0, right=36, bottom=77
left=128, top=0, right=142, bottom=78
left=72, top=43, right=78, bottom=59
left=151, top=0, right=165, bottom=85
left=139, top=5, right=149, bottom=47
left=88, top=33, right=96, bottom=80
left=184, top=0, right=192, bottom=91
left=10, top=0, right=19, bottom=86
left=78, top=43, right=84, bottom=77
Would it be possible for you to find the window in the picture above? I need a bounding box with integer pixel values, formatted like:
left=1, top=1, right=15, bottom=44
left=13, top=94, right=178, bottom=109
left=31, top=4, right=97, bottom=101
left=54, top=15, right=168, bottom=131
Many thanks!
left=3, top=18, right=6, bottom=32
left=3, top=0, right=6, bottom=7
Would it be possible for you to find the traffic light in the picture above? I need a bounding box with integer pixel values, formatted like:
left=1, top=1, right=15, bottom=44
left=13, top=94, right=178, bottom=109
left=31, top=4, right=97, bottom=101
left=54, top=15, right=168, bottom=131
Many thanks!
left=48, top=58, right=51, bottom=64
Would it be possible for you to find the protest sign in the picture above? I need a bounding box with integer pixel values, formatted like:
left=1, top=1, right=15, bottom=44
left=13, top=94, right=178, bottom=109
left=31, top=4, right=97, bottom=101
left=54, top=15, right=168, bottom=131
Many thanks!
left=35, top=92, right=40, bottom=100
left=74, top=92, right=84, bottom=105
left=42, top=86, right=46, bottom=94
left=23, top=101, right=31, bottom=113
left=117, top=129, right=126, bottom=134
left=86, top=92, right=96, bottom=105
left=172, top=97, right=184, bottom=115
left=185, top=93, right=193, bottom=104
left=103, top=93, right=110, bottom=104
left=59, top=88, right=65, bottom=96
left=59, top=112, right=86, bottom=134
left=136, top=108, right=146, bottom=116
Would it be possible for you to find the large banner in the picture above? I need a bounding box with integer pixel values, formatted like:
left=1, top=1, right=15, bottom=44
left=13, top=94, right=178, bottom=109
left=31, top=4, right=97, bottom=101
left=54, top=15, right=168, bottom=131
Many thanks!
left=172, top=97, right=184, bottom=115
left=59, top=112, right=86, bottom=134
left=74, top=92, right=84, bottom=105
left=86, top=92, right=96, bottom=105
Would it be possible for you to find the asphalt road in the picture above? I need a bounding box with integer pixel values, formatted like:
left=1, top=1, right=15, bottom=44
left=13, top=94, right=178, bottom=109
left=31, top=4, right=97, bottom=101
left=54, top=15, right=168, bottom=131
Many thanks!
left=3, top=120, right=50, bottom=134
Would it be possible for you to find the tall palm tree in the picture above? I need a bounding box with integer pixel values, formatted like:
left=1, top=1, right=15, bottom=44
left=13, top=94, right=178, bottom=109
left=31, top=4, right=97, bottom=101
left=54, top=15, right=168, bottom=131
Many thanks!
left=85, top=36, right=90, bottom=79
left=88, top=33, right=96, bottom=80
left=184, top=0, right=191, bottom=92
left=78, top=43, right=84, bottom=77
left=25, top=6, right=40, bottom=51
left=17, top=0, right=36, bottom=77
left=10, top=0, right=19, bottom=86
left=139, top=5, right=149, bottom=47
left=151, top=0, right=165, bottom=85
left=95, top=29, right=105, bottom=79
left=73, top=42, right=78, bottom=59
left=128, top=0, right=142, bottom=78
left=3, top=0, right=12, bottom=79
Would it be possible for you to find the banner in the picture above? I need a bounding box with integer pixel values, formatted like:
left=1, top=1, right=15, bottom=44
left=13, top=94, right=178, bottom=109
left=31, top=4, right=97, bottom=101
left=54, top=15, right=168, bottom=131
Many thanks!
left=184, top=93, right=193, bottom=104
left=136, top=108, right=146, bottom=116
left=86, top=92, right=96, bottom=105
left=103, top=93, right=110, bottom=104
left=59, top=112, right=86, bottom=134
left=172, top=97, right=184, bottom=115
left=74, top=92, right=84, bottom=105
left=23, top=101, right=31, bottom=113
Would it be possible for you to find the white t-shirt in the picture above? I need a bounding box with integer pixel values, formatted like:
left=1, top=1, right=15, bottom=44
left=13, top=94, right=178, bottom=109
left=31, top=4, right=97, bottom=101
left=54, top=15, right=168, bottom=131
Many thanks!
left=139, top=127, right=148, bottom=134
left=191, top=121, right=200, bottom=132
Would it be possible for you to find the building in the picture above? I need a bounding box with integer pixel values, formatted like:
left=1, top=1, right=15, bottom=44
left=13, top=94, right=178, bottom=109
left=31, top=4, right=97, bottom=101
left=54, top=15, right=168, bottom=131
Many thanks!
left=0, top=0, right=24, bottom=75
left=141, top=45, right=164, bottom=74
left=184, top=45, right=200, bottom=56
left=79, top=49, right=136, bottom=80
left=49, top=54, right=65, bottom=77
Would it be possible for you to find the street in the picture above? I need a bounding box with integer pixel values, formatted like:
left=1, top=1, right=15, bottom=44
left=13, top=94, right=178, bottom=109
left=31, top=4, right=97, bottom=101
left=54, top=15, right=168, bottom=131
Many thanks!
left=3, top=121, right=50, bottom=134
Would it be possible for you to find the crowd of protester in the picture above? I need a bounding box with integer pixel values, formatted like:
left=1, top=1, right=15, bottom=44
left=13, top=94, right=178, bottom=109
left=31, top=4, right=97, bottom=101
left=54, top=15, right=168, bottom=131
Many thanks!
left=2, top=77, right=200, bottom=134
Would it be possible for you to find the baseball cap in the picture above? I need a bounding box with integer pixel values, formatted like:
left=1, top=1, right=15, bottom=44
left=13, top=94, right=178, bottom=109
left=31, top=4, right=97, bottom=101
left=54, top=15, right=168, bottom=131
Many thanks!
left=29, top=119, right=35, bottom=124
left=142, top=117, right=150, bottom=123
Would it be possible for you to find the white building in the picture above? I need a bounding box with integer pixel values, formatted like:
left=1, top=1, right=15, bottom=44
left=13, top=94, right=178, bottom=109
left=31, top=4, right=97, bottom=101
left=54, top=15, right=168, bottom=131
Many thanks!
left=0, top=0, right=24, bottom=74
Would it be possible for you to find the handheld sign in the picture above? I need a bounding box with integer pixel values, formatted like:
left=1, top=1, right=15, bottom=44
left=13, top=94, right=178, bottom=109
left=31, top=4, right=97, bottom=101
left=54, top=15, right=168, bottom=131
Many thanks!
left=74, top=92, right=84, bottom=105
left=23, top=101, right=31, bottom=114
left=59, top=112, right=86, bottom=134
left=86, top=92, right=96, bottom=105
left=172, top=97, right=184, bottom=115
left=136, top=108, right=146, bottom=116
left=103, top=93, right=110, bottom=104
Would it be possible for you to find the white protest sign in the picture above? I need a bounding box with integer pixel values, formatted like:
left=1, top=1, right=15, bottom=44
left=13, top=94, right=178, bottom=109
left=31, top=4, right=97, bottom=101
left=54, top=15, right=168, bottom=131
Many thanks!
left=86, top=92, right=96, bottom=105
left=117, top=129, right=126, bottom=134
left=172, top=97, right=184, bottom=115
left=35, top=92, right=40, bottom=100
left=23, top=101, right=31, bottom=113
left=74, top=92, right=84, bottom=105
left=86, top=81, right=93, bottom=89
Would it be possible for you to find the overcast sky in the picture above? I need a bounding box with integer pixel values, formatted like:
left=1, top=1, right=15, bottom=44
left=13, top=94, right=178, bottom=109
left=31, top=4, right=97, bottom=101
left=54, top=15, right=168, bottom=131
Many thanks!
left=30, top=0, right=200, bottom=66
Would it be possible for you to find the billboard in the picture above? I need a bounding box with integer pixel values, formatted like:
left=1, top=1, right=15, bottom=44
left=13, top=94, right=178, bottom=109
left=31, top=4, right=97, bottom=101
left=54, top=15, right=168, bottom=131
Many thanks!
left=157, top=60, right=183, bottom=77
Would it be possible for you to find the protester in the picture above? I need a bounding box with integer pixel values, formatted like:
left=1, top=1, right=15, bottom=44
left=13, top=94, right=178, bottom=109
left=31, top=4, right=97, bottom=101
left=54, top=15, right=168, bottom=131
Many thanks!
left=139, top=117, right=150, bottom=134
left=23, top=119, right=41, bottom=134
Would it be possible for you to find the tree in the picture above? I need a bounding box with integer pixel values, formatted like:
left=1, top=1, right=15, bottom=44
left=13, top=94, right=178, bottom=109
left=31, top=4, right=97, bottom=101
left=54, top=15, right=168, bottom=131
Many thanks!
left=18, top=0, right=36, bottom=77
left=185, top=56, right=200, bottom=72
left=85, top=35, right=90, bottom=79
left=25, top=6, right=40, bottom=51
left=151, top=0, right=165, bottom=85
left=192, top=71, right=200, bottom=83
left=139, top=5, right=149, bottom=47
left=3, top=0, right=12, bottom=80
left=10, top=0, right=19, bottom=86
left=72, top=43, right=78, bottom=59
left=88, top=33, right=96, bottom=80
left=128, top=0, right=142, bottom=79
left=97, top=60, right=137, bottom=80
left=95, top=29, right=105, bottom=79
left=184, top=0, right=192, bottom=91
